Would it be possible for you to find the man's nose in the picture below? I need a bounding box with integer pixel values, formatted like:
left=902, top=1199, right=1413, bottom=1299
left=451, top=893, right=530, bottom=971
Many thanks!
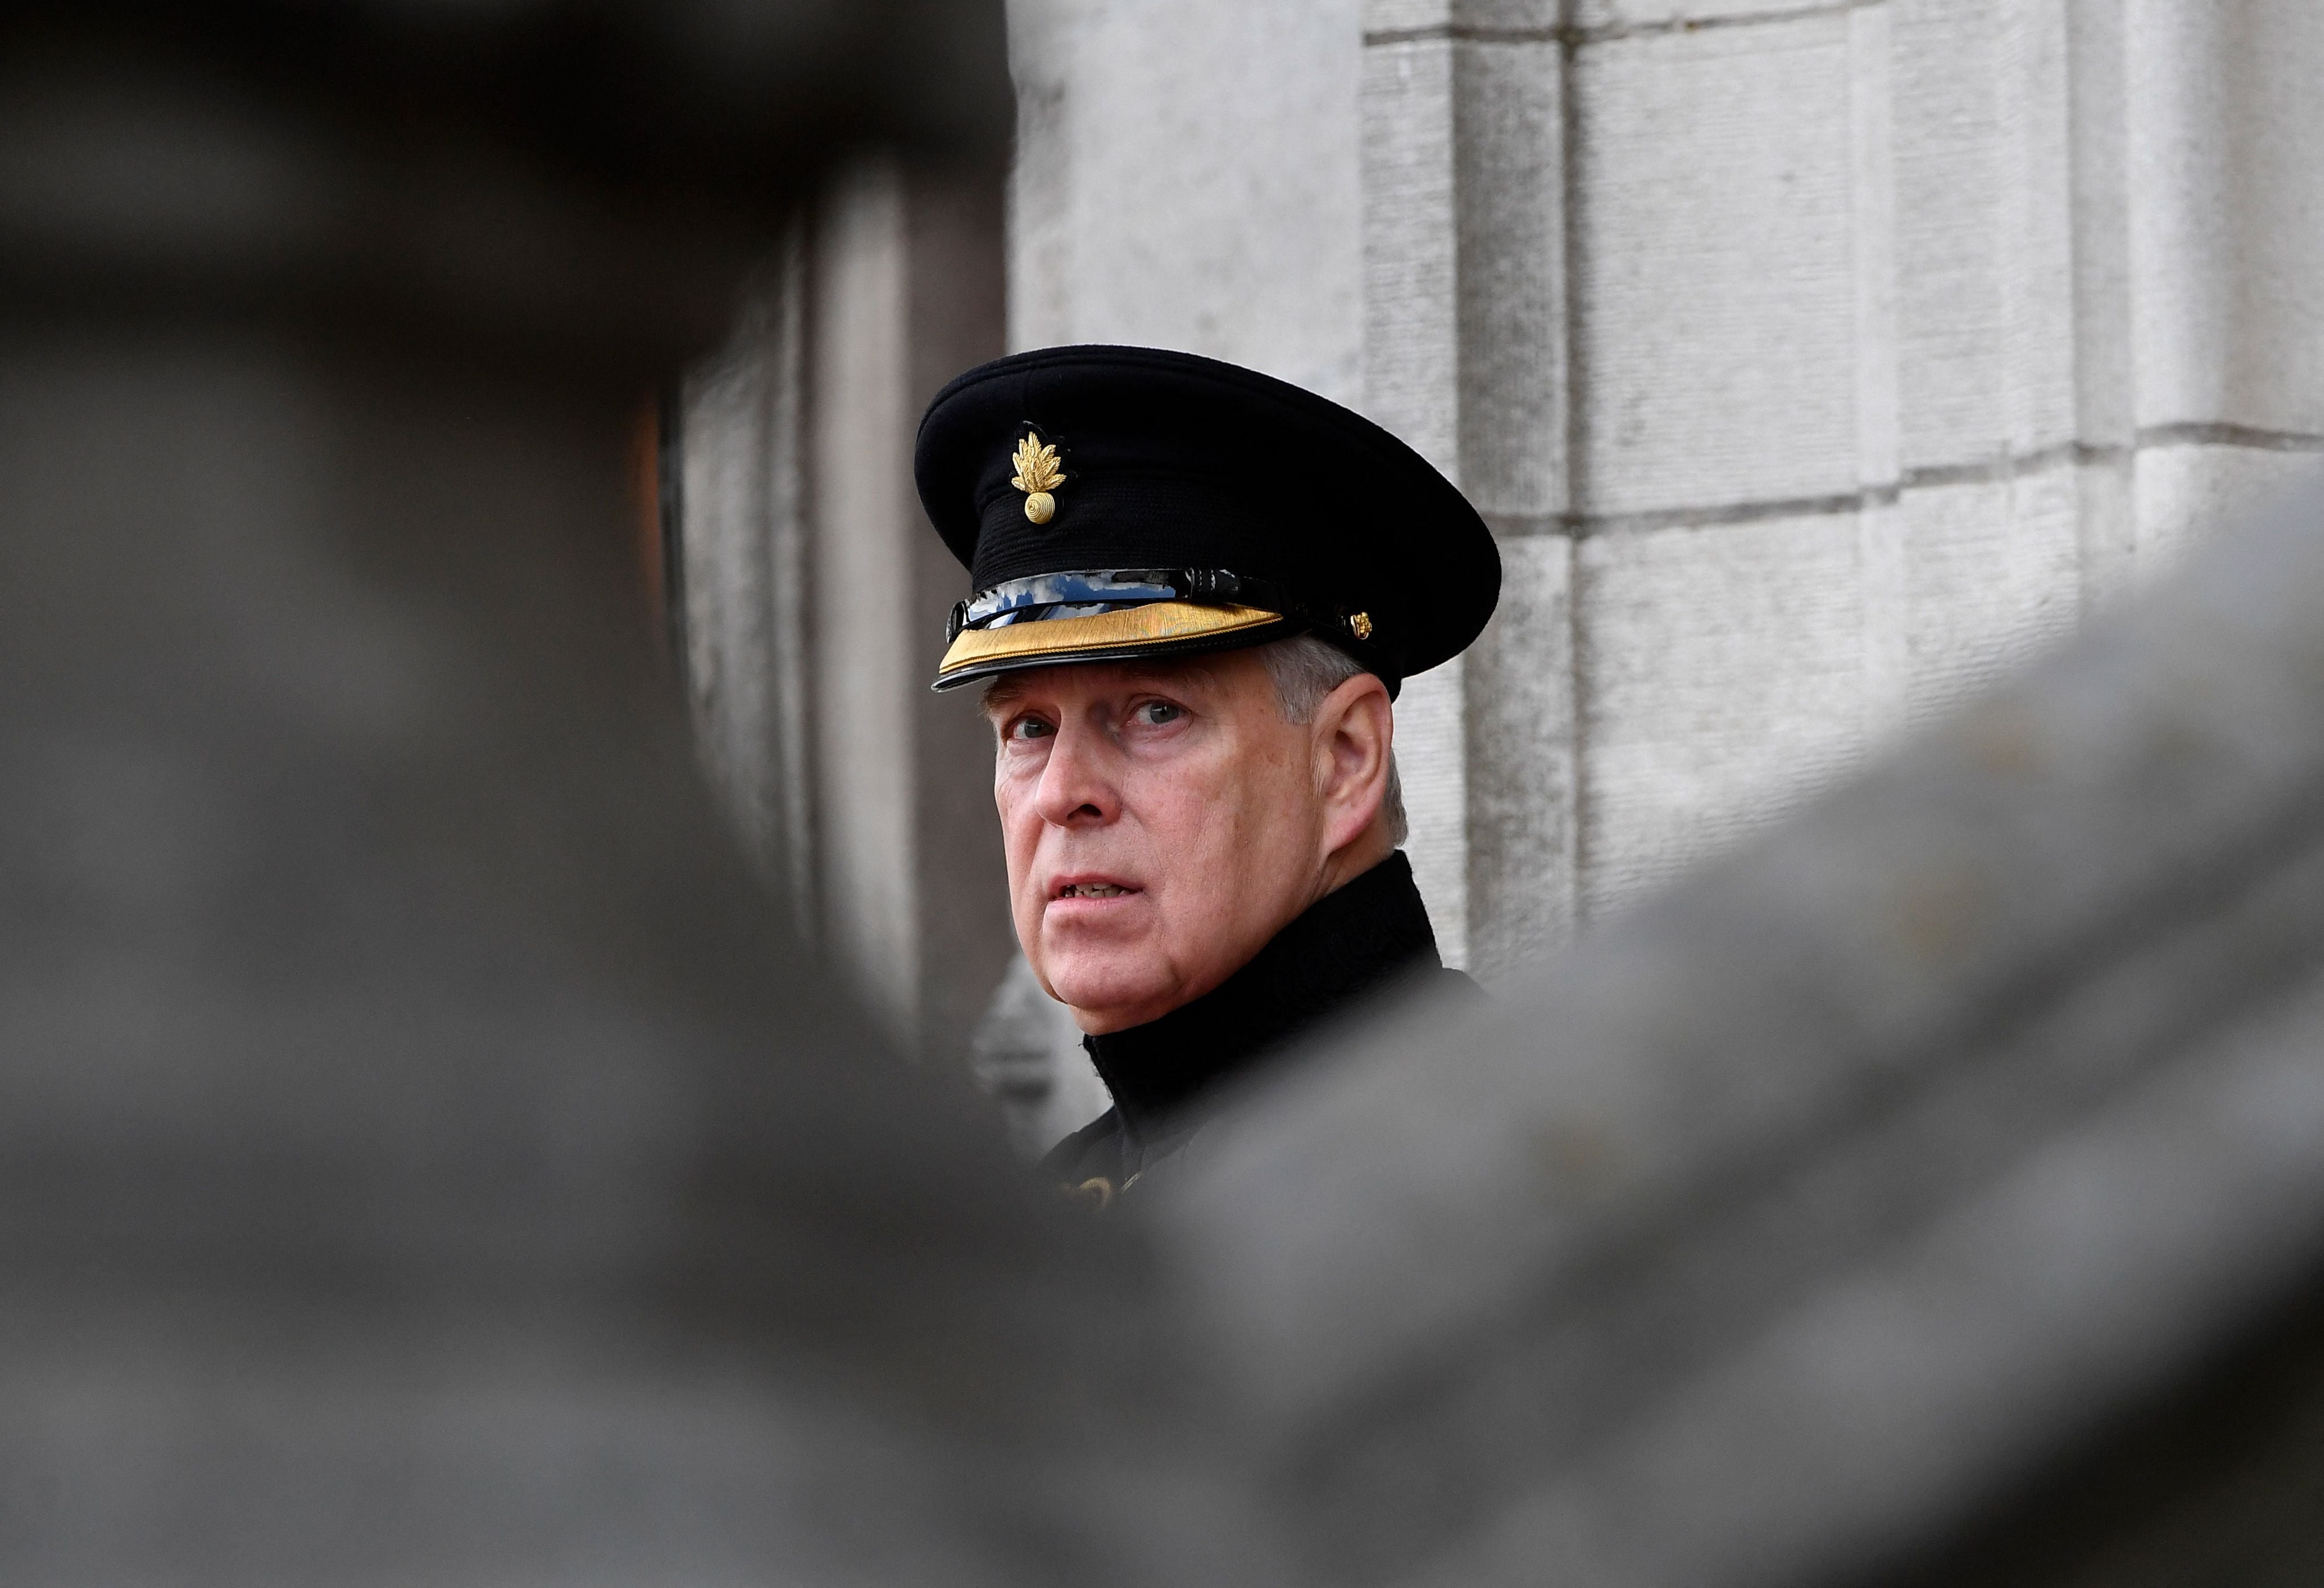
left=1031, top=720, right=1118, bottom=827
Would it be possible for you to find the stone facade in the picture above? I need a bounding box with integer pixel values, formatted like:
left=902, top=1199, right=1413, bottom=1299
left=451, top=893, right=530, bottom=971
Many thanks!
left=1004, top=0, right=2324, bottom=987
left=678, top=1, right=2324, bottom=1142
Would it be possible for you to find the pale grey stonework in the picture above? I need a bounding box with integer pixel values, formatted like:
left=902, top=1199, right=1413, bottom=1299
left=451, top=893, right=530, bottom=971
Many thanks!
left=1005, top=0, right=1367, bottom=407
left=678, top=2, right=2324, bottom=1151
left=1005, top=0, right=2324, bottom=983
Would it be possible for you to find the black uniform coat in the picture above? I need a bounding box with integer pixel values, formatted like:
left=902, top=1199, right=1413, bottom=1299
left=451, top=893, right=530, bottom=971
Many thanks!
left=1041, top=850, right=1474, bottom=1206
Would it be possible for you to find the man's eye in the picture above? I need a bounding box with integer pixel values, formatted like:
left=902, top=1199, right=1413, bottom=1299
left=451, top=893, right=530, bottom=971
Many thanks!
left=1135, top=701, right=1182, bottom=726
left=1009, top=716, right=1055, bottom=741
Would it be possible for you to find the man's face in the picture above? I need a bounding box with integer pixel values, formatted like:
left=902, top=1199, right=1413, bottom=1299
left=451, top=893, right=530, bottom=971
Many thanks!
left=983, top=651, right=1350, bottom=1033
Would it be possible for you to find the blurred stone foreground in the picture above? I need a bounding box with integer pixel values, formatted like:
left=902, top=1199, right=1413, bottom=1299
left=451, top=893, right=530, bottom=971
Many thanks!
left=6, top=6, right=2324, bottom=1587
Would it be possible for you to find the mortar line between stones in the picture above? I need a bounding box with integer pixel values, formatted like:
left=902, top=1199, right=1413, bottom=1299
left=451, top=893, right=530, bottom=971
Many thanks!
left=1483, top=425, right=2324, bottom=540
left=2147, top=420, right=2324, bottom=454
left=1363, top=0, right=1882, bottom=52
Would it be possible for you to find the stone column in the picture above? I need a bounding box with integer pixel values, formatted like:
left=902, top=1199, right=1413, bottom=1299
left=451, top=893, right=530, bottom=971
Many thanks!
left=679, top=226, right=817, bottom=939
left=677, top=159, right=1016, bottom=1070
left=1362, top=1, right=1575, bottom=980
left=1356, top=0, right=2324, bottom=975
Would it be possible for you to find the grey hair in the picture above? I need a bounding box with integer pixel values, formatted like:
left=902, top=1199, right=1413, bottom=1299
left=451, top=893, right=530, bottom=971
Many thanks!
left=1257, top=634, right=1409, bottom=846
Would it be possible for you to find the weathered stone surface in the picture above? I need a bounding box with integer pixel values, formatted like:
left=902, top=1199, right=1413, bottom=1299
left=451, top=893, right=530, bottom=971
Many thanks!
left=1006, top=0, right=1365, bottom=406
left=1465, top=535, right=1579, bottom=980
left=1450, top=35, right=1565, bottom=520
left=2126, top=0, right=2324, bottom=438
left=1571, top=15, right=1859, bottom=516
left=1575, top=512, right=1870, bottom=919
left=1893, top=468, right=2082, bottom=727
left=1004, top=0, right=2324, bottom=1004
left=1360, top=20, right=1569, bottom=963
left=1363, top=30, right=1461, bottom=477
left=1990, top=0, right=2080, bottom=460
left=1885, top=0, right=2086, bottom=473
left=2133, top=441, right=2324, bottom=578
left=1891, top=0, right=2013, bottom=468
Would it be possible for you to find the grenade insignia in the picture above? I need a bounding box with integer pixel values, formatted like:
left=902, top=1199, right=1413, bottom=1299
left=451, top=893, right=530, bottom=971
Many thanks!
left=1010, top=432, right=1066, bottom=524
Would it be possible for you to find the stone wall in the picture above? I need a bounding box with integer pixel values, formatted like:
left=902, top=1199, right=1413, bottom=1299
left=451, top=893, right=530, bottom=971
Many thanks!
left=39, top=8, right=2324, bottom=1574
left=1004, top=0, right=1369, bottom=407
left=1008, top=0, right=2324, bottom=985
left=679, top=1, right=2324, bottom=1142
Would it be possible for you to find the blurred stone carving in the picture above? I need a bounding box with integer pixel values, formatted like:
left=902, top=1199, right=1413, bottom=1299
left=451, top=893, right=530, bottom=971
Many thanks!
left=0, top=6, right=1214, bottom=1586
left=17, top=3, right=2324, bottom=1586
left=669, top=156, right=1014, bottom=1066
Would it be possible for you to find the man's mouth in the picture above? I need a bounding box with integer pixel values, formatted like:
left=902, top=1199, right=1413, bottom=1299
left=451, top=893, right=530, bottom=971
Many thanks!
left=1053, top=879, right=1137, bottom=900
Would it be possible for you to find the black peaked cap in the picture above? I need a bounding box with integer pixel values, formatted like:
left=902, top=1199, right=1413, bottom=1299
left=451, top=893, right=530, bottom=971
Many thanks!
left=913, top=344, right=1499, bottom=691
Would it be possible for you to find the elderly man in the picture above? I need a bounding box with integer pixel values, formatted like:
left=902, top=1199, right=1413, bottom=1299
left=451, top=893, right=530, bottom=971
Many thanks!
left=915, top=346, right=1500, bottom=1204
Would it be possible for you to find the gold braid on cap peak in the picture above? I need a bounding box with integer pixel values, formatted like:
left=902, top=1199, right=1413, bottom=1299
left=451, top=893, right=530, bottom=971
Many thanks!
left=1010, top=433, right=1065, bottom=524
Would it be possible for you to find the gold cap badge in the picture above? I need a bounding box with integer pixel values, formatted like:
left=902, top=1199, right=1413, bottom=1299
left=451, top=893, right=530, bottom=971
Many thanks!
left=1010, top=432, right=1065, bottom=524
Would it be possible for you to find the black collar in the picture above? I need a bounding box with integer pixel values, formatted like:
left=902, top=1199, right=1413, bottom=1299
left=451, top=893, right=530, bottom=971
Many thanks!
left=1082, top=850, right=1442, bottom=1144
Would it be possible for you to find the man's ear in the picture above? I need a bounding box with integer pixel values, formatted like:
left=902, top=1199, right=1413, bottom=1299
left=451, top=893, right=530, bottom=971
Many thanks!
left=1314, top=671, right=1394, bottom=859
